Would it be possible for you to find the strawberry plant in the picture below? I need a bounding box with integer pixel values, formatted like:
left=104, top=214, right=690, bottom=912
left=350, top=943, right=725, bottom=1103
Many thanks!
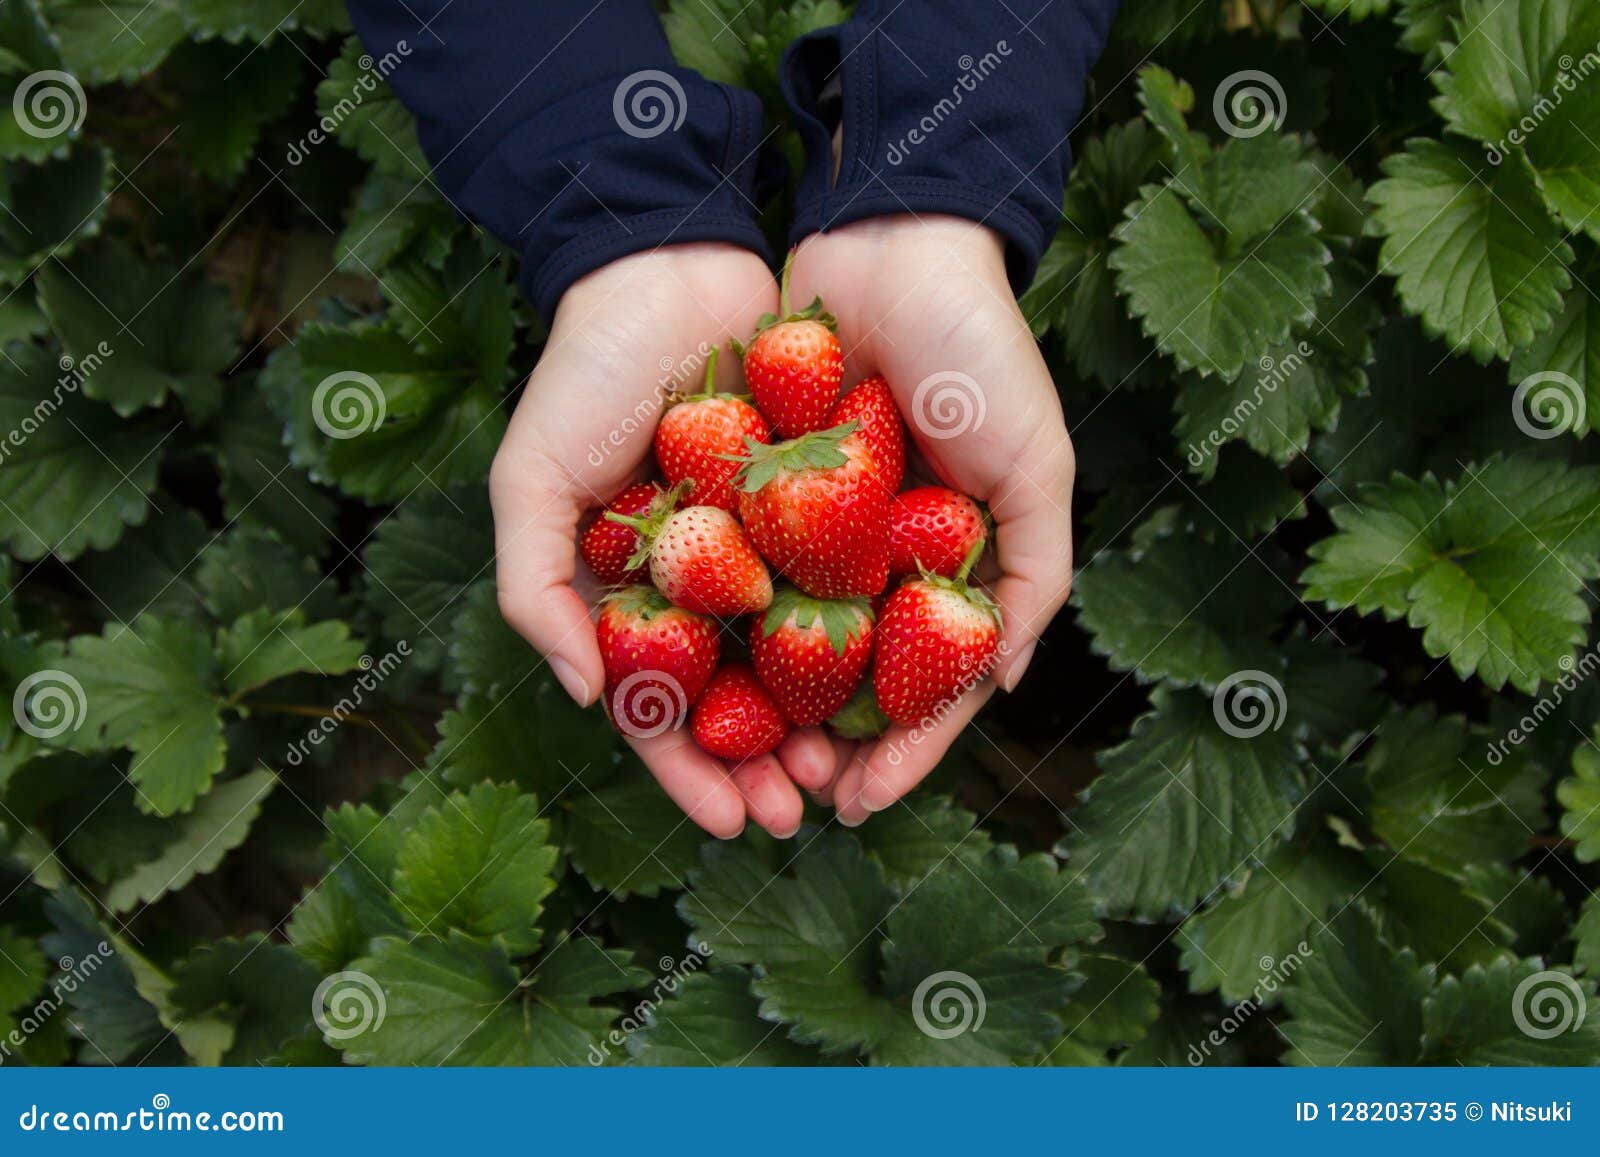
left=2, top=0, right=1600, bottom=1071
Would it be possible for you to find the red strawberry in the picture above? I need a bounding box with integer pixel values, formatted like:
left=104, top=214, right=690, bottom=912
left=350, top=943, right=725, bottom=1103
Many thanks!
left=692, top=662, right=790, bottom=760
left=733, top=421, right=891, bottom=600
left=597, top=585, right=720, bottom=738
left=827, top=375, right=904, bottom=493
left=737, top=254, right=842, bottom=437
left=580, top=482, right=663, bottom=585
left=654, top=347, right=771, bottom=512
left=751, top=586, right=874, bottom=726
left=609, top=492, right=773, bottom=616
left=872, top=544, right=1000, bottom=728
left=888, top=487, right=987, bottom=578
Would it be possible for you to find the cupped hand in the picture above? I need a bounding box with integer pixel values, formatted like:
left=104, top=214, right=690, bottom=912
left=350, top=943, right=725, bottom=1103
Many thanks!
left=491, top=243, right=810, bottom=840
left=779, top=216, right=1077, bottom=826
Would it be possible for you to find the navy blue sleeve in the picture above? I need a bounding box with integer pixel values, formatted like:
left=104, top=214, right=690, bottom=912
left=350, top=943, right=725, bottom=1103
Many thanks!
left=343, top=0, right=772, bottom=322
left=781, top=0, right=1120, bottom=291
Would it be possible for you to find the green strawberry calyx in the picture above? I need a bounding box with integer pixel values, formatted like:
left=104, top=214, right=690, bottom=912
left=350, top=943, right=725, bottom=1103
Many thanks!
left=603, top=583, right=679, bottom=621
left=760, top=584, right=873, bottom=656
left=605, top=479, right=692, bottom=569
left=913, top=537, right=1002, bottom=627
left=727, top=420, right=859, bottom=492
left=827, top=682, right=891, bottom=739
left=733, top=251, right=837, bottom=353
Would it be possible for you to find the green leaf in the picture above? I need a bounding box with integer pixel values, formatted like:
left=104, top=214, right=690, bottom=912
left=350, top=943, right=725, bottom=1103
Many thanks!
left=663, top=0, right=847, bottom=104
left=1281, top=907, right=1432, bottom=1065
left=1575, top=895, right=1600, bottom=975
left=316, top=36, right=428, bottom=178
left=217, top=607, right=365, bottom=696
left=1303, top=0, right=1391, bottom=16
left=166, top=38, right=301, bottom=181
left=1366, top=856, right=1516, bottom=970
left=1431, top=0, right=1600, bottom=244
left=1509, top=240, right=1600, bottom=436
left=853, top=793, right=993, bottom=891
left=392, top=783, right=559, bottom=954
left=40, top=0, right=187, bottom=83
left=563, top=773, right=708, bottom=900
left=195, top=526, right=343, bottom=624
left=1179, top=833, right=1366, bottom=1002
left=179, top=0, right=351, bottom=40
left=1063, top=688, right=1307, bottom=919
left=1364, top=706, right=1546, bottom=870
left=73, top=503, right=210, bottom=624
left=1557, top=728, right=1600, bottom=861
left=0, top=341, right=163, bottom=560
left=101, top=767, right=275, bottom=912
left=36, top=243, right=240, bottom=419
left=341, top=933, right=647, bottom=1065
left=169, top=934, right=320, bottom=1065
left=1303, top=454, right=1600, bottom=694
left=1396, top=0, right=1460, bottom=64
left=1423, top=956, right=1600, bottom=1064
left=0, top=146, right=108, bottom=284
left=1073, top=530, right=1295, bottom=690
left=0, top=0, right=78, bottom=162
left=336, top=170, right=456, bottom=275
left=626, top=967, right=824, bottom=1066
left=1040, top=953, right=1162, bottom=1065
left=1370, top=138, right=1572, bottom=362
left=0, top=925, right=48, bottom=1012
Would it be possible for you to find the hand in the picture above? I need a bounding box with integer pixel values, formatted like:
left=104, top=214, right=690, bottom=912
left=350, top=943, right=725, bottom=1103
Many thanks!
left=491, top=243, right=811, bottom=840
left=778, top=216, right=1076, bottom=826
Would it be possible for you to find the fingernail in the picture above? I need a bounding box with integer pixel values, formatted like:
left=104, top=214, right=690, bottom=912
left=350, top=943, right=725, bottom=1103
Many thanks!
left=717, top=824, right=746, bottom=841
left=1002, top=642, right=1037, bottom=693
left=549, top=656, right=591, bottom=705
left=838, top=811, right=864, bottom=828
left=862, top=786, right=893, bottom=813
left=773, top=822, right=802, bottom=840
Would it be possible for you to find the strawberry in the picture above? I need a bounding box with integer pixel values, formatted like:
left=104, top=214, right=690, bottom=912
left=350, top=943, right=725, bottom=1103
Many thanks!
left=733, top=421, right=891, bottom=600
left=872, top=543, right=1000, bottom=728
left=597, top=585, right=720, bottom=738
left=827, top=375, right=904, bottom=493
left=691, top=662, right=790, bottom=760
left=737, top=254, right=842, bottom=437
left=580, top=482, right=663, bottom=585
left=827, top=681, right=890, bottom=740
left=751, top=586, right=874, bottom=726
left=888, top=487, right=987, bottom=578
left=654, top=347, right=771, bottom=512
left=609, top=490, right=773, bottom=616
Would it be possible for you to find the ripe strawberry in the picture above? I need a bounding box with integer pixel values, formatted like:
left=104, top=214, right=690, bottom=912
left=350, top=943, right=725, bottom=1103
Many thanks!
left=609, top=492, right=773, bottom=616
left=751, top=586, right=874, bottom=726
left=733, top=421, right=891, bottom=600
left=580, top=482, right=663, bottom=585
left=692, top=662, right=790, bottom=760
left=737, top=254, right=842, bottom=437
left=597, top=586, right=720, bottom=737
left=888, top=487, right=987, bottom=578
left=654, top=347, right=771, bottom=512
left=872, top=545, right=1000, bottom=728
left=827, top=375, right=904, bottom=493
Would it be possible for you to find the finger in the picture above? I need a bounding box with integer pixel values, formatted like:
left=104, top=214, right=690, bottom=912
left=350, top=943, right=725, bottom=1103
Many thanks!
left=730, top=754, right=805, bottom=838
left=775, top=727, right=838, bottom=793
left=987, top=427, right=1075, bottom=692
left=837, top=682, right=995, bottom=822
left=626, top=729, right=747, bottom=839
left=490, top=449, right=603, bottom=707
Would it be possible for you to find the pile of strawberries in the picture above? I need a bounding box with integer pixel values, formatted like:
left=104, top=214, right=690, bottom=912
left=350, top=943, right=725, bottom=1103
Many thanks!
left=581, top=265, right=1000, bottom=760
